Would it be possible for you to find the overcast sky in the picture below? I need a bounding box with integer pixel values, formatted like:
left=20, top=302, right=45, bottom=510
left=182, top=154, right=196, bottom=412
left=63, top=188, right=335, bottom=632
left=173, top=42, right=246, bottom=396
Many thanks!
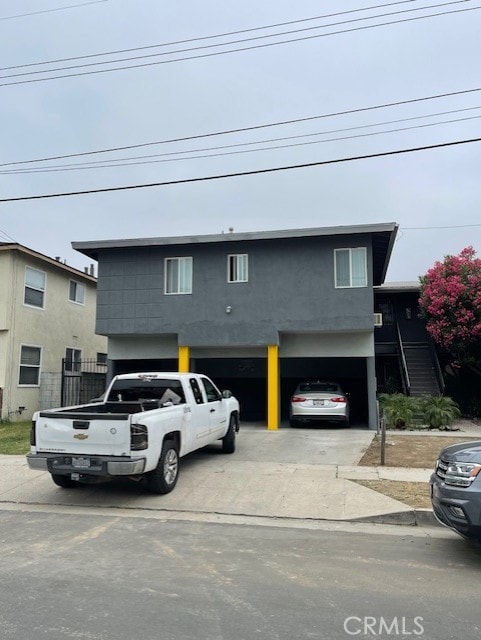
left=1, top=0, right=480, bottom=281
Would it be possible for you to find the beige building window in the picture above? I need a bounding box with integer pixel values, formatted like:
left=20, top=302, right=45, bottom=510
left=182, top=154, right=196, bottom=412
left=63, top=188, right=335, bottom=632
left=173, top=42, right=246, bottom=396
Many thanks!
left=24, top=267, right=46, bottom=308
left=69, top=280, right=85, bottom=304
left=19, top=345, right=42, bottom=386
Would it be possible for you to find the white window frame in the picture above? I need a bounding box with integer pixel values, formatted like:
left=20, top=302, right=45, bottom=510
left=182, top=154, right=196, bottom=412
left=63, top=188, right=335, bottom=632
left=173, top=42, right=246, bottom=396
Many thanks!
left=334, top=247, right=368, bottom=288
left=65, top=347, right=82, bottom=373
left=227, top=254, right=248, bottom=283
left=18, top=344, right=42, bottom=387
left=69, top=280, right=86, bottom=305
left=164, top=257, right=193, bottom=295
left=24, top=266, right=46, bottom=309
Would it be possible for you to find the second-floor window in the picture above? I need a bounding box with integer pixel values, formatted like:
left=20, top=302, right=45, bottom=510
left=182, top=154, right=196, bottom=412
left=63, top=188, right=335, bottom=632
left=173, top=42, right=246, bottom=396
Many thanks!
left=334, top=248, right=367, bottom=288
left=69, top=280, right=85, bottom=304
left=228, top=254, right=248, bottom=283
left=165, top=257, right=192, bottom=294
left=19, top=345, right=42, bottom=386
left=24, top=266, right=46, bottom=308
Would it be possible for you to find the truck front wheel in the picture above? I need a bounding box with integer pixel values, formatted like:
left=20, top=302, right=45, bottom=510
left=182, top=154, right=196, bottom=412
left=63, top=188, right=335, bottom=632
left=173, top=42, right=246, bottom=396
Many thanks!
left=222, top=415, right=237, bottom=454
left=146, top=441, right=179, bottom=494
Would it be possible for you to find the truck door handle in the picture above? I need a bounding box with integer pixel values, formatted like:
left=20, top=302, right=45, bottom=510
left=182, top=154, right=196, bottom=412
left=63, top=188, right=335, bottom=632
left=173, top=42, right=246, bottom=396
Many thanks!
left=210, top=409, right=216, bottom=413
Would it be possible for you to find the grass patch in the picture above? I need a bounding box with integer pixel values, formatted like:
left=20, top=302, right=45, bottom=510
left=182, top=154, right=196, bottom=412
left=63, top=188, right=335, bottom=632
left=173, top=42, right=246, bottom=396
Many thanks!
left=0, top=421, right=31, bottom=455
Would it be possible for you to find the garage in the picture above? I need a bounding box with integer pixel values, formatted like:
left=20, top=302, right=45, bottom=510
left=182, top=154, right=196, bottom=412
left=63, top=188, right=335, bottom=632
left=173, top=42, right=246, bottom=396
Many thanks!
left=107, top=335, right=373, bottom=426
left=191, top=354, right=369, bottom=426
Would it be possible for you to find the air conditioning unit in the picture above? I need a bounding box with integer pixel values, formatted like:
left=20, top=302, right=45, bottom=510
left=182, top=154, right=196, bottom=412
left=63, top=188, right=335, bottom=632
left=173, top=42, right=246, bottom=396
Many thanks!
left=373, top=313, right=383, bottom=327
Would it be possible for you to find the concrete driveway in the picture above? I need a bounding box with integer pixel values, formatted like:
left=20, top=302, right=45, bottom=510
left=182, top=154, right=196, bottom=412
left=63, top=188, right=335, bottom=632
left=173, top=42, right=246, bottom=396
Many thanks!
left=0, top=425, right=416, bottom=522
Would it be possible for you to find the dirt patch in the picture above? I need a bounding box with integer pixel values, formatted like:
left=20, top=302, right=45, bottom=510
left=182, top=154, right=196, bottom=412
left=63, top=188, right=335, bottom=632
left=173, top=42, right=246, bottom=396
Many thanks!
left=353, top=480, right=431, bottom=509
left=356, top=433, right=481, bottom=508
left=358, top=434, right=481, bottom=468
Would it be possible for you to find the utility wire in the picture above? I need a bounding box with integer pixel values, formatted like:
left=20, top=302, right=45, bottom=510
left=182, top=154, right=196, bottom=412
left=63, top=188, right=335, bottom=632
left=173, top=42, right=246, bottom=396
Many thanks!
left=0, top=0, right=466, bottom=73
left=0, top=0, right=108, bottom=21
left=0, top=0, right=425, bottom=69
left=1, top=5, right=478, bottom=87
left=3, top=112, right=481, bottom=174
left=0, top=228, right=17, bottom=242
left=403, top=222, right=481, bottom=229
left=1, top=137, right=479, bottom=203
left=2, top=86, right=481, bottom=168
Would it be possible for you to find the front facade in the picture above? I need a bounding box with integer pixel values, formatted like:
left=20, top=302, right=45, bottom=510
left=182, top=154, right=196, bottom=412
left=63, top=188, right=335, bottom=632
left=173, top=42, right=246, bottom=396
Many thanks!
left=73, top=223, right=398, bottom=429
left=0, top=244, right=108, bottom=421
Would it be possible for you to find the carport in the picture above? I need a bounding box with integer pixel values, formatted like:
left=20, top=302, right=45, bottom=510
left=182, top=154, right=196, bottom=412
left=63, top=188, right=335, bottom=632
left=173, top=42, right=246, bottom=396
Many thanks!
left=106, top=335, right=376, bottom=428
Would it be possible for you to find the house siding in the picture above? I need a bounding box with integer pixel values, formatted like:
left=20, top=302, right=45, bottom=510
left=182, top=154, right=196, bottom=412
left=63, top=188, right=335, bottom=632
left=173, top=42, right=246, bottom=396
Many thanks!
left=0, top=246, right=107, bottom=421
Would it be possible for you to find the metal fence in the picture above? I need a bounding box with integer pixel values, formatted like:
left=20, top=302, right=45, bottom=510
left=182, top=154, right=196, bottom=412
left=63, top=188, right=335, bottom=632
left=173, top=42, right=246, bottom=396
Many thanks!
left=61, top=358, right=108, bottom=407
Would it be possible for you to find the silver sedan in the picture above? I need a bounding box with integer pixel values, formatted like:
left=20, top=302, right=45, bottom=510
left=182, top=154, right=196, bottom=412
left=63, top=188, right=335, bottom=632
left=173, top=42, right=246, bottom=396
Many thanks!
left=289, top=381, right=350, bottom=427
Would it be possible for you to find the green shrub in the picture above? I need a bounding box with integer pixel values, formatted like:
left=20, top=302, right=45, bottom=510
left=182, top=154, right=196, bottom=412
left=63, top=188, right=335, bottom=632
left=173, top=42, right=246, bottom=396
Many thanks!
left=418, top=395, right=461, bottom=430
left=379, top=393, right=417, bottom=428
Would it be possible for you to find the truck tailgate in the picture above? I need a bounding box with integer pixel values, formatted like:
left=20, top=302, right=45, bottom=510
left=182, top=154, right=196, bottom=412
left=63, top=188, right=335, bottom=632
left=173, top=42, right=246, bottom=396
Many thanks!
left=35, top=412, right=131, bottom=456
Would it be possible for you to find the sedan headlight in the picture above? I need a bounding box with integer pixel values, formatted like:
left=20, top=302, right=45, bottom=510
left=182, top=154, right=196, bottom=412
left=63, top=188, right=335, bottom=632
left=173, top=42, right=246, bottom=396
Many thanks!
left=444, top=462, right=481, bottom=487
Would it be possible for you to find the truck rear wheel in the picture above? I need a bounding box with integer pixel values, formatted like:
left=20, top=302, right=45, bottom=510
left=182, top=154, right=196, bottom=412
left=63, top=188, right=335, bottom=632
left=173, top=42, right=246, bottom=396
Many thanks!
left=146, top=440, right=179, bottom=494
left=222, top=415, right=237, bottom=454
left=51, top=474, right=78, bottom=488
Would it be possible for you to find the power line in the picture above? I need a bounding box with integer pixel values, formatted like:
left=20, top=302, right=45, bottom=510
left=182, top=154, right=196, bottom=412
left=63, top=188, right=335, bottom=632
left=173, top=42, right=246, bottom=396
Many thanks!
left=1, top=136, right=479, bottom=203
left=0, top=0, right=108, bottom=21
left=3, top=86, right=481, bottom=168
left=0, top=1, right=427, bottom=70
left=3, top=111, right=481, bottom=174
left=1, top=5, right=478, bottom=87
left=0, top=0, right=467, bottom=76
left=0, top=228, right=16, bottom=242
left=403, top=223, right=481, bottom=229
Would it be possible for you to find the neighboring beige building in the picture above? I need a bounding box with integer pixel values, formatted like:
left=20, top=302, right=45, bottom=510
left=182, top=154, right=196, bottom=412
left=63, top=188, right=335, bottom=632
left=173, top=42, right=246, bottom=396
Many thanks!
left=0, top=243, right=107, bottom=421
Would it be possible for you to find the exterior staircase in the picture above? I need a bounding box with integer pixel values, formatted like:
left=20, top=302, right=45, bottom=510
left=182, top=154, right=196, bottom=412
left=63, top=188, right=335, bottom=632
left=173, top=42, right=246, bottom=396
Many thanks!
left=403, top=344, right=441, bottom=396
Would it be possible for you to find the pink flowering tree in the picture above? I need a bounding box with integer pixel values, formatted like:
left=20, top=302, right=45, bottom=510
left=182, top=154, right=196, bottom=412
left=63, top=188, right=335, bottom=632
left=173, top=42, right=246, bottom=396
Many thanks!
left=419, top=247, right=481, bottom=374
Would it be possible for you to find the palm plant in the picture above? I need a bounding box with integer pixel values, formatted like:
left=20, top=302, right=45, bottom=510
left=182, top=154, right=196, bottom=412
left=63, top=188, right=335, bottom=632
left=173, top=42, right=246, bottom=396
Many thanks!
left=419, top=395, right=461, bottom=430
left=379, top=393, right=416, bottom=429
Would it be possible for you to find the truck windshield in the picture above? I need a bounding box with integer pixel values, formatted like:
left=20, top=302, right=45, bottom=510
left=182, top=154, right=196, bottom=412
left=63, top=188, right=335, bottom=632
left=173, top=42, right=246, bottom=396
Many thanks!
left=108, top=379, right=185, bottom=404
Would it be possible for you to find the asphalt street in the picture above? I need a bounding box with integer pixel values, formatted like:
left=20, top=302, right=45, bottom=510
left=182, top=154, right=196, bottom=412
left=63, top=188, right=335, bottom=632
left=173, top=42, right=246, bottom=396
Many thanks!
left=1, top=506, right=480, bottom=640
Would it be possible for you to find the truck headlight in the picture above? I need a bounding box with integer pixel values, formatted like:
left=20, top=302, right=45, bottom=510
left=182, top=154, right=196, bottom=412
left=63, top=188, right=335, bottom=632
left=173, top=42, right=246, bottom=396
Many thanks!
left=444, top=462, right=481, bottom=487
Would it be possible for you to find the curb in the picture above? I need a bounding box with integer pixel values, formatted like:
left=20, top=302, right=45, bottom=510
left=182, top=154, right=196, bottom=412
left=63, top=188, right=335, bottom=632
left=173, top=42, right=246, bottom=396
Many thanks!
left=352, top=508, right=439, bottom=527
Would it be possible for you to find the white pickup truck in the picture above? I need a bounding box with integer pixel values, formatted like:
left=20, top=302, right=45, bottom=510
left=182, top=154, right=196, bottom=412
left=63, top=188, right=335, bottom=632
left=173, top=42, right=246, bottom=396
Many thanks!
left=27, top=372, right=240, bottom=494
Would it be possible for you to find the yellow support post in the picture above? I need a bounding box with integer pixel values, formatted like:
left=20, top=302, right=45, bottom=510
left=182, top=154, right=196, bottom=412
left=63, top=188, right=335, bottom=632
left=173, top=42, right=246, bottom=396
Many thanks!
left=178, top=346, right=190, bottom=373
left=267, top=344, right=279, bottom=430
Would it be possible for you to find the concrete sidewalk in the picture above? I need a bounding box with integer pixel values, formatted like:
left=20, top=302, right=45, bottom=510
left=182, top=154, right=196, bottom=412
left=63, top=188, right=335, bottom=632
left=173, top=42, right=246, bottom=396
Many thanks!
left=0, top=424, right=468, bottom=526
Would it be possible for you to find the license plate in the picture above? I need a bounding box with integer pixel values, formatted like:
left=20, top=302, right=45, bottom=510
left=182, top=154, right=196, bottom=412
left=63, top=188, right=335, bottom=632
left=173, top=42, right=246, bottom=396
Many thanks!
left=313, top=400, right=325, bottom=406
left=72, top=457, right=90, bottom=468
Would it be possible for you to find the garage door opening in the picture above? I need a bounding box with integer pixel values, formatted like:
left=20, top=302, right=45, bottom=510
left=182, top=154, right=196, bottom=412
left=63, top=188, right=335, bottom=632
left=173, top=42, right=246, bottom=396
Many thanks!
left=193, top=358, right=266, bottom=422
left=281, top=358, right=368, bottom=425
left=108, top=356, right=369, bottom=427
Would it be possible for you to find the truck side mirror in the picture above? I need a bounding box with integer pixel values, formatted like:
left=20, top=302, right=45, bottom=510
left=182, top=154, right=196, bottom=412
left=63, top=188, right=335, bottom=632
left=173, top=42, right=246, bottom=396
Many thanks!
left=222, top=390, right=232, bottom=399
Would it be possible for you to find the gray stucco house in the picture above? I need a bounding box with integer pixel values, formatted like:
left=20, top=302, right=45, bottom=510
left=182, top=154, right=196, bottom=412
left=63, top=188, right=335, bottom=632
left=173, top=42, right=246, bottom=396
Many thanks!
left=73, top=222, right=399, bottom=429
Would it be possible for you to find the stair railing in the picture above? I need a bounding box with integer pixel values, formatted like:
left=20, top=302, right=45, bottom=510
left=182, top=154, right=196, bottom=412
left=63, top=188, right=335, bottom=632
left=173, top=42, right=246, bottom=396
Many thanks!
left=427, top=334, right=445, bottom=395
left=396, top=322, right=411, bottom=395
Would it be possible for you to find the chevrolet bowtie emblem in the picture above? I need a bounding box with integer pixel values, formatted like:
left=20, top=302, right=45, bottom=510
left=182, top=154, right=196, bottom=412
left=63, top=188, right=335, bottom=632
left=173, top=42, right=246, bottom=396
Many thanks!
left=73, top=433, right=89, bottom=440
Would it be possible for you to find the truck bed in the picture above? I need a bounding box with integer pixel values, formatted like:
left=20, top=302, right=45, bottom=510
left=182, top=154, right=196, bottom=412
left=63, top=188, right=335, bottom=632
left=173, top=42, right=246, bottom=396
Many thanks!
left=39, top=400, right=161, bottom=419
